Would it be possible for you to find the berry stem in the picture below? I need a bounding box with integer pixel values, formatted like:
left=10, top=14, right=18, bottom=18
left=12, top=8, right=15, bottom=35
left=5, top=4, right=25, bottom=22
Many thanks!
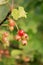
left=7, top=0, right=14, bottom=12
left=0, top=24, right=8, bottom=27
left=7, top=17, right=19, bottom=31
left=15, top=22, right=19, bottom=31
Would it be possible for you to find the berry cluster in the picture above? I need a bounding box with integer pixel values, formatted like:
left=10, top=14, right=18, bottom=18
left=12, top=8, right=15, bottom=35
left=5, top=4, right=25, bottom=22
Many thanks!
left=15, top=55, right=30, bottom=63
left=1, top=17, right=29, bottom=49
left=1, top=30, right=29, bottom=48
left=0, top=49, right=10, bottom=60
left=2, top=32, right=9, bottom=47
left=15, top=30, right=29, bottom=46
left=7, top=18, right=15, bottom=31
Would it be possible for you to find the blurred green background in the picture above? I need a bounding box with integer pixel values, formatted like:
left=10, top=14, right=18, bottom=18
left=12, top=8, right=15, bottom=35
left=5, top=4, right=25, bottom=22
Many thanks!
left=0, top=0, right=43, bottom=65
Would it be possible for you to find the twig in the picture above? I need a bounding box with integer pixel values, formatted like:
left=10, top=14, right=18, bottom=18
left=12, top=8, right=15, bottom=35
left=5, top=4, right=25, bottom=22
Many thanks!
left=14, top=22, right=19, bottom=31
left=1, top=24, right=8, bottom=27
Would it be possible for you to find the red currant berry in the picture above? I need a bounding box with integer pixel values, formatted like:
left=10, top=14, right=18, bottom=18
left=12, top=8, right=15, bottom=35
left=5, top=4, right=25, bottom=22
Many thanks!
left=2, top=37, right=7, bottom=43
left=8, top=18, right=15, bottom=26
left=23, top=33, right=28, bottom=38
left=18, top=30, right=24, bottom=37
left=4, top=50, right=9, bottom=55
left=15, top=35, right=21, bottom=41
left=3, top=32, right=8, bottom=37
left=9, top=26, right=14, bottom=31
left=23, top=57, right=30, bottom=62
left=0, top=50, right=4, bottom=54
left=22, top=40, right=27, bottom=46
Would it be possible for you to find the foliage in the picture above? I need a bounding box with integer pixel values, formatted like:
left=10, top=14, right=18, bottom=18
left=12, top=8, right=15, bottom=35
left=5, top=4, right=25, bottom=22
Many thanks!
left=0, top=0, right=43, bottom=65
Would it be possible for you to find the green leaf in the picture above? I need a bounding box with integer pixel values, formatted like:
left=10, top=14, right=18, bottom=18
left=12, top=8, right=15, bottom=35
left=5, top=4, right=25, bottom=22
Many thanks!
left=11, top=9, right=19, bottom=20
left=11, top=6, right=27, bottom=20
left=18, top=6, right=27, bottom=18
left=11, top=50, right=22, bottom=57
left=0, top=3, right=9, bottom=22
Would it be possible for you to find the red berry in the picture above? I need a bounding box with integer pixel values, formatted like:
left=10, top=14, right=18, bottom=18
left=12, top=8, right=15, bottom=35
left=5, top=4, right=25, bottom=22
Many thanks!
left=24, top=33, right=28, bottom=38
left=8, top=18, right=15, bottom=26
left=3, top=32, right=8, bottom=37
left=18, top=30, right=24, bottom=37
left=22, top=40, right=27, bottom=46
left=0, top=50, right=4, bottom=54
left=4, top=50, right=9, bottom=55
left=9, top=21, right=14, bottom=26
left=2, top=37, right=7, bottom=43
left=9, top=26, right=14, bottom=31
left=23, top=57, right=30, bottom=62
left=15, top=35, right=21, bottom=41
